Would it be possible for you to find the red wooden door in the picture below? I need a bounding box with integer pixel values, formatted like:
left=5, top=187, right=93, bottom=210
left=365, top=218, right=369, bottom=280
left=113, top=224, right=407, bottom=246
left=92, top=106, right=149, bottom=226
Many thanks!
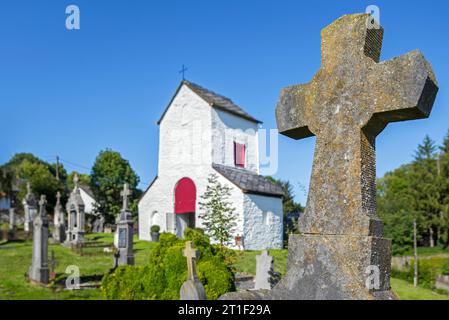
left=174, top=178, right=196, bottom=214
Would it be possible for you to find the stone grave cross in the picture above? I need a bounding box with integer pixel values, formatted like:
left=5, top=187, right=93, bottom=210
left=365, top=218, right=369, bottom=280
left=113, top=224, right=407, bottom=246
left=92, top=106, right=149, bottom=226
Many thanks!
left=276, top=13, right=439, bottom=237
left=183, top=241, right=200, bottom=281
left=120, top=183, right=132, bottom=211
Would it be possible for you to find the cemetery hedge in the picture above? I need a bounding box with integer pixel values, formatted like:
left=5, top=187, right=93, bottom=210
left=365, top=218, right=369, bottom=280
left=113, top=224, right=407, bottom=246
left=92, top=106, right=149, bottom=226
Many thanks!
left=101, top=228, right=235, bottom=300
left=392, top=256, right=449, bottom=289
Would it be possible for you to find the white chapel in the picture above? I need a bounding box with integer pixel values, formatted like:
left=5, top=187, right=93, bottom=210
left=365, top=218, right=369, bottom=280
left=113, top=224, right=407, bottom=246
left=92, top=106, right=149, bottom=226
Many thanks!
left=138, top=80, right=284, bottom=250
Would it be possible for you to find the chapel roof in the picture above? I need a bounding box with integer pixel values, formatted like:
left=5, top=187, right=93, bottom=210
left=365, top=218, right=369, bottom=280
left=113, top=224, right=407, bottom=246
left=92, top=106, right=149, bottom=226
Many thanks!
left=212, top=163, right=284, bottom=198
left=157, top=80, right=263, bottom=125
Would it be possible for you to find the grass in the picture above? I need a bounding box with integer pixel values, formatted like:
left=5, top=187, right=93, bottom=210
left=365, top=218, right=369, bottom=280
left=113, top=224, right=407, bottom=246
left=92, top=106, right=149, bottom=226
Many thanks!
left=391, top=278, right=449, bottom=300
left=1, top=235, right=449, bottom=300
left=0, top=233, right=157, bottom=300
left=401, top=245, right=449, bottom=257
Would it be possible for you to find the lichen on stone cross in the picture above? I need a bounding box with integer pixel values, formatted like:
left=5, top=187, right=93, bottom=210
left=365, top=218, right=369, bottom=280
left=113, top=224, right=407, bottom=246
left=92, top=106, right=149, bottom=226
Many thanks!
left=276, top=13, right=439, bottom=237
left=56, top=191, right=61, bottom=205
left=120, top=183, right=132, bottom=211
left=183, top=241, right=200, bottom=281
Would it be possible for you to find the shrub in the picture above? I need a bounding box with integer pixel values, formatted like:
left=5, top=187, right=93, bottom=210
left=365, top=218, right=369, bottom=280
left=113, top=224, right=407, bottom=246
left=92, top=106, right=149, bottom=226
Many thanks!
left=101, top=228, right=235, bottom=300
left=391, top=257, right=449, bottom=289
left=150, top=225, right=160, bottom=233
left=441, top=261, right=449, bottom=276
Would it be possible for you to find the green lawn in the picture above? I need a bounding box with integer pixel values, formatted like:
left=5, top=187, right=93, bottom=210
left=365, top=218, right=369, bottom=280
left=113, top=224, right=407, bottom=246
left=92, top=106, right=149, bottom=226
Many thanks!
left=391, top=278, right=449, bottom=300
left=0, top=233, right=157, bottom=300
left=1, top=236, right=449, bottom=300
left=401, top=245, right=449, bottom=257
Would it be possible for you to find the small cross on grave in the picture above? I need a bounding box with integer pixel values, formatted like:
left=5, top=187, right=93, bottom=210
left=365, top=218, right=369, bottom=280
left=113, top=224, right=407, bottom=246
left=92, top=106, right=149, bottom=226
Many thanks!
left=180, top=241, right=206, bottom=300
left=183, top=241, right=200, bottom=281
left=120, top=183, right=132, bottom=212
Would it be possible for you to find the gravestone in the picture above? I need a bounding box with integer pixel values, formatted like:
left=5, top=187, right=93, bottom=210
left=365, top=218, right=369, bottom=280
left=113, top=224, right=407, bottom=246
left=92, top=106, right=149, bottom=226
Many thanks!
left=52, top=192, right=66, bottom=243
left=22, top=182, right=37, bottom=233
left=221, top=13, right=438, bottom=300
left=9, top=208, right=16, bottom=232
left=115, top=183, right=134, bottom=266
left=180, top=241, right=206, bottom=300
left=254, top=250, right=275, bottom=290
left=28, top=195, right=49, bottom=285
left=64, top=174, right=85, bottom=246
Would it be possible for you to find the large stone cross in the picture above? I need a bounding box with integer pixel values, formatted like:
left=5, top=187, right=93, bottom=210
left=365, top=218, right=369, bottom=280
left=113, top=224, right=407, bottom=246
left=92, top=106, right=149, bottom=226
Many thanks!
left=120, top=183, right=132, bottom=211
left=183, top=241, right=200, bottom=281
left=276, top=14, right=438, bottom=236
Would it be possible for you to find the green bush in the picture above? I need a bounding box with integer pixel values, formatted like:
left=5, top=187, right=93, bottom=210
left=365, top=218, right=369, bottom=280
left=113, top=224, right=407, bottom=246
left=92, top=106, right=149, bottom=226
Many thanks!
left=391, top=257, right=449, bottom=289
left=101, top=228, right=235, bottom=300
left=441, top=261, right=449, bottom=276
left=150, top=225, right=160, bottom=233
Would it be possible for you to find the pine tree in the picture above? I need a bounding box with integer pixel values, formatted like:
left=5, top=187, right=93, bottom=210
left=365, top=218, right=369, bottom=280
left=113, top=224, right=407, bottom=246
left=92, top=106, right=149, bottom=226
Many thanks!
left=199, top=174, right=237, bottom=247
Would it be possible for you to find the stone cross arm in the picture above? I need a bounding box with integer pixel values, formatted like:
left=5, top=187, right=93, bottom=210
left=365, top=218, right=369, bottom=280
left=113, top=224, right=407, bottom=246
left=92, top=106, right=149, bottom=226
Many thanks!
left=276, top=14, right=438, bottom=140
left=274, top=13, right=439, bottom=237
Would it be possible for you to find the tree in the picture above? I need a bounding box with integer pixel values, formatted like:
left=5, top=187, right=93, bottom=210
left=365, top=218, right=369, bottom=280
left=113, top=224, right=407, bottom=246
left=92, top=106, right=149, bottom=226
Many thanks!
left=90, top=149, right=140, bottom=222
left=411, top=136, right=440, bottom=247
left=199, top=174, right=237, bottom=247
left=67, top=171, right=91, bottom=190
left=1, top=153, right=66, bottom=208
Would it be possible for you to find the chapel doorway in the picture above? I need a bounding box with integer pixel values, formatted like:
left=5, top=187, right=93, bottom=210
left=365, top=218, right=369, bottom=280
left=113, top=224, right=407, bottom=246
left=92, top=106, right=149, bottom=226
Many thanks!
left=174, top=177, right=196, bottom=238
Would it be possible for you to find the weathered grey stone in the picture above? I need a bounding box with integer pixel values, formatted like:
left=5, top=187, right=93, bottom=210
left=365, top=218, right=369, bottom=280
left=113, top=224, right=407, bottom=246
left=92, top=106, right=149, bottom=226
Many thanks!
left=64, top=174, right=85, bottom=246
left=255, top=250, right=276, bottom=290
left=52, top=192, right=66, bottom=244
left=23, top=182, right=37, bottom=233
left=221, top=13, right=438, bottom=300
left=28, top=195, right=49, bottom=285
left=180, top=241, right=206, bottom=300
left=115, top=183, right=134, bottom=266
left=9, top=208, right=16, bottom=232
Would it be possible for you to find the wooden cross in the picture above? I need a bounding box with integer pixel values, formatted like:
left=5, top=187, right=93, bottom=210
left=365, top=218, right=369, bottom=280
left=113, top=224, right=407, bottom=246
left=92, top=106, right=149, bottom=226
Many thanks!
left=183, top=241, right=200, bottom=281
left=179, top=64, right=188, bottom=80
left=276, top=14, right=438, bottom=237
left=120, top=183, right=132, bottom=211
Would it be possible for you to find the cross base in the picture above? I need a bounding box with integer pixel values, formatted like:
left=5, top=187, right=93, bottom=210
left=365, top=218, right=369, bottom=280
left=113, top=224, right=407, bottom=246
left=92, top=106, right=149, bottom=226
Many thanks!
left=221, top=234, right=397, bottom=300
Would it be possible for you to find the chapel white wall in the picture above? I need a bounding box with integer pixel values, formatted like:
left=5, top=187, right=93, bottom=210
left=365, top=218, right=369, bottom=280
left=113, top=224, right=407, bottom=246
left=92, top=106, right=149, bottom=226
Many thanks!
left=243, top=194, right=283, bottom=250
left=211, top=109, right=260, bottom=174
left=139, top=85, right=245, bottom=241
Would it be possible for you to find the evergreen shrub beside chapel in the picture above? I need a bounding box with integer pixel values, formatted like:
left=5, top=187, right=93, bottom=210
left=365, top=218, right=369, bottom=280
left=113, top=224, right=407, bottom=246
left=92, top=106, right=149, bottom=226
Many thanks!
left=101, top=228, right=235, bottom=300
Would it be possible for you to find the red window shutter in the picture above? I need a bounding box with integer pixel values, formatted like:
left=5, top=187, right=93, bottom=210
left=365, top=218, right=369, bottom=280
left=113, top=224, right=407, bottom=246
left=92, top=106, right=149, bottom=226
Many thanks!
left=234, top=142, right=246, bottom=168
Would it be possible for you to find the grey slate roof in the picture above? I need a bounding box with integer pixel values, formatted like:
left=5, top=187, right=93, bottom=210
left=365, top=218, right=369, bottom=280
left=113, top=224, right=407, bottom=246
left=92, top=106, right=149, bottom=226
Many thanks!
left=212, top=164, right=284, bottom=198
left=157, top=80, right=262, bottom=125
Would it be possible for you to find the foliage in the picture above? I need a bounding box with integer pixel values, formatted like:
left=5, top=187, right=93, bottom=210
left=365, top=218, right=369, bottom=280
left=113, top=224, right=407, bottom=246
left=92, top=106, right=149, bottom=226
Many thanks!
left=377, top=134, right=449, bottom=254
left=1, top=153, right=67, bottom=208
left=90, top=149, right=140, bottom=223
left=101, top=229, right=235, bottom=300
left=67, top=171, right=91, bottom=190
left=198, top=174, right=237, bottom=247
left=150, top=225, right=160, bottom=233
left=441, top=261, right=449, bottom=276
left=391, top=256, right=449, bottom=289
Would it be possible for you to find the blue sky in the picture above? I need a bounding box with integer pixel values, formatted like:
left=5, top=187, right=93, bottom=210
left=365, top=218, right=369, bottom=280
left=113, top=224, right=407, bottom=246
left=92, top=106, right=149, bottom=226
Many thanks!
left=0, top=0, right=448, bottom=205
